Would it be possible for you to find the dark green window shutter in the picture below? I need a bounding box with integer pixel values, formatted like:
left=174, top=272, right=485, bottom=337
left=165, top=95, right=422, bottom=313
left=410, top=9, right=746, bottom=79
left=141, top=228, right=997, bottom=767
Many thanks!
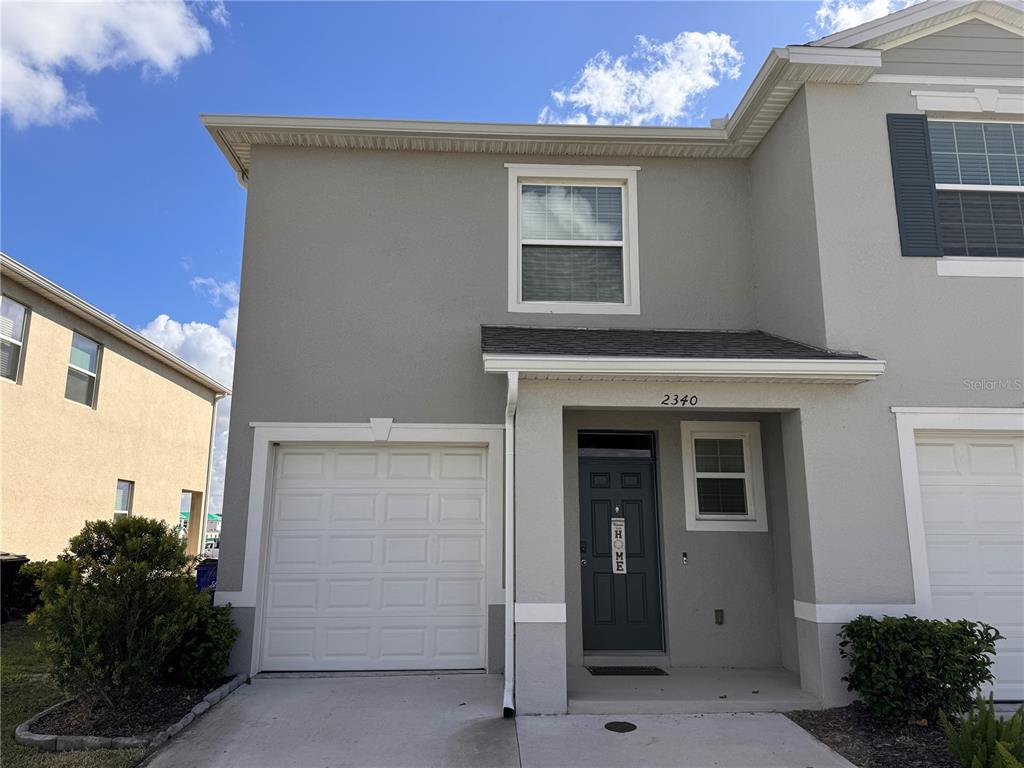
left=887, top=114, right=944, bottom=257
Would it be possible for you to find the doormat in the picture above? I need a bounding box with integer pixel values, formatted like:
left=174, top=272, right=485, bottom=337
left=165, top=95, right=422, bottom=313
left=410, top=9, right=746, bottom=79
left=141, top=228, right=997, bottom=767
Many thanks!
left=585, top=666, right=667, bottom=676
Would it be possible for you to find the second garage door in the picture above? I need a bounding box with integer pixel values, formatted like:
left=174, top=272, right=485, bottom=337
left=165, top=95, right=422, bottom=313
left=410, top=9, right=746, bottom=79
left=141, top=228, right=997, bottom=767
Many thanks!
left=261, top=444, right=488, bottom=671
left=917, top=431, right=1024, bottom=700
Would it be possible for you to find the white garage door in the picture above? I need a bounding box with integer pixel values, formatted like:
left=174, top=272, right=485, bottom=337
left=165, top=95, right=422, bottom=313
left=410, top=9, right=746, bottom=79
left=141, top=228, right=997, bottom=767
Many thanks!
left=261, top=444, right=488, bottom=671
left=917, top=431, right=1024, bottom=700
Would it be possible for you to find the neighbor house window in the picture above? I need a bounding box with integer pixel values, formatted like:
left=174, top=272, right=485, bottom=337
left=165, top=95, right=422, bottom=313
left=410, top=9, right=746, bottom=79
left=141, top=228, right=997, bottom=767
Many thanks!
left=928, top=121, right=1024, bottom=258
left=65, top=332, right=100, bottom=406
left=507, top=164, right=640, bottom=314
left=114, top=480, right=133, bottom=519
left=680, top=421, right=767, bottom=532
left=0, top=295, right=29, bottom=382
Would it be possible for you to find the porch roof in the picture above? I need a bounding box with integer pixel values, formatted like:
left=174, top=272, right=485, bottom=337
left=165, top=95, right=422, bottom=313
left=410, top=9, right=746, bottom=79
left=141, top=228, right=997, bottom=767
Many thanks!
left=480, top=326, right=886, bottom=384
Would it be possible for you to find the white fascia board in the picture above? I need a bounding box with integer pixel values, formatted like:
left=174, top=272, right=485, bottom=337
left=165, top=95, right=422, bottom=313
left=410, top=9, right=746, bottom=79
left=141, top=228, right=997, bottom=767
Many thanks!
left=482, top=354, right=886, bottom=383
left=784, top=45, right=884, bottom=68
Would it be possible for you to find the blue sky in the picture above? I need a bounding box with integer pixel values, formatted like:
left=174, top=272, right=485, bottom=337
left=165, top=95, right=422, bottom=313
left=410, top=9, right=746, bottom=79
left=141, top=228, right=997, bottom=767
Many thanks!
left=1, top=0, right=905, bottom=513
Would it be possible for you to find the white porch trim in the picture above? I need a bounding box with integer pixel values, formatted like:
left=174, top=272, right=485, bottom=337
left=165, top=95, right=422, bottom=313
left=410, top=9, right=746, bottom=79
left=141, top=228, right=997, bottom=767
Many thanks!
left=793, top=600, right=919, bottom=624
left=514, top=602, right=567, bottom=623
left=482, top=355, right=886, bottom=383
left=215, top=420, right=505, bottom=677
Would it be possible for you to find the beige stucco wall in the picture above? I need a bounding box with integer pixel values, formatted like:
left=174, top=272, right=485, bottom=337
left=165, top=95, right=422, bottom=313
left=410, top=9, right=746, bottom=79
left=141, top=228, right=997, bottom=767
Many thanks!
left=0, top=278, right=217, bottom=560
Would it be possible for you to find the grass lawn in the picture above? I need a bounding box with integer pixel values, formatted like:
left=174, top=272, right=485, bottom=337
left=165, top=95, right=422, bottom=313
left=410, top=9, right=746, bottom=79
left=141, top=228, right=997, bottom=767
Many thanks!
left=1, top=621, right=143, bottom=768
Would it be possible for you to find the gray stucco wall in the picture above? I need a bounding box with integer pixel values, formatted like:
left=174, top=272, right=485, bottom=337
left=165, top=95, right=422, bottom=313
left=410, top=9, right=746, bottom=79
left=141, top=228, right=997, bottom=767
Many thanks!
left=219, top=148, right=757, bottom=590
left=561, top=409, right=796, bottom=670
left=877, top=20, right=1024, bottom=78
left=749, top=87, right=828, bottom=349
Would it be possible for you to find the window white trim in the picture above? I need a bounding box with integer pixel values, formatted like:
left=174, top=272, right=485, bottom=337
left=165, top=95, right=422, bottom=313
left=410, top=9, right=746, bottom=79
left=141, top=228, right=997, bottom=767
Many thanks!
left=937, top=257, right=1024, bottom=277
left=214, top=420, right=505, bottom=677
left=506, top=163, right=640, bottom=315
left=680, top=421, right=767, bottom=532
left=0, top=295, right=29, bottom=383
left=66, top=332, right=101, bottom=407
left=890, top=406, right=1024, bottom=623
left=911, top=88, right=1024, bottom=116
left=936, top=183, right=1024, bottom=194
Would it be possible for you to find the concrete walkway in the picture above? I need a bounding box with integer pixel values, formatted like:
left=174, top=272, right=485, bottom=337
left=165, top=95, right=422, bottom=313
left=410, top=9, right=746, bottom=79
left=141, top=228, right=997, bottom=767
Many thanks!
left=145, top=674, right=854, bottom=768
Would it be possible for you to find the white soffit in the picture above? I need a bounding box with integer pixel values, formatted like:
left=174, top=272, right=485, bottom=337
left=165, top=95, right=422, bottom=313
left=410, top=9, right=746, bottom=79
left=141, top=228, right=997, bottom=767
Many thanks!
left=481, top=354, right=887, bottom=384
left=202, top=47, right=881, bottom=179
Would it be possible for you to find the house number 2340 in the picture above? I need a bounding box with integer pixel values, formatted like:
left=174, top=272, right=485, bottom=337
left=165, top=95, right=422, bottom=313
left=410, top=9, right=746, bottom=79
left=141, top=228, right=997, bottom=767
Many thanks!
left=661, top=394, right=698, bottom=406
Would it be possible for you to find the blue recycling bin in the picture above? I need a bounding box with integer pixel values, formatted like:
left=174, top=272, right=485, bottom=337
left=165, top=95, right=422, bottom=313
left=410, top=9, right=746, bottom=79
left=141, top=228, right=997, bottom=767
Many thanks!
left=196, top=558, right=218, bottom=596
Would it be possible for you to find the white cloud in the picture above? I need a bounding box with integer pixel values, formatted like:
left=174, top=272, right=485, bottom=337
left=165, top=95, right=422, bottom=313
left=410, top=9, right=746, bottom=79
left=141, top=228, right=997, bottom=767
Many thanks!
left=538, top=32, right=742, bottom=126
left=813, top=0, right=924, bottom=35
left=190, top=276, right=240, bottom=307
left=140, top=275, right=237, bottom=521
left=1, top=0, right=226, bottom=129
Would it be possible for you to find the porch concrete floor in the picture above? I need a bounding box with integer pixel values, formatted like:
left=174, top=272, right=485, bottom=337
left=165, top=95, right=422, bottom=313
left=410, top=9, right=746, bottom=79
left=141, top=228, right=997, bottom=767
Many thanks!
left=143, top=673, right=851, bottom=768
left=568, top=666, right=821, bottom=714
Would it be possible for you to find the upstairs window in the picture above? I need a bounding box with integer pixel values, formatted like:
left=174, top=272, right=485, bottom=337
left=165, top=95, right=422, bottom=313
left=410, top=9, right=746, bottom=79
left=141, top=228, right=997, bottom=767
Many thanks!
left=928, top=121, right=1024, bottom=259
left=1, top=295, right=29, bottom=382
left=507, top=164, right=640, bottom=314
left=65, top=332, right=101, bottom=406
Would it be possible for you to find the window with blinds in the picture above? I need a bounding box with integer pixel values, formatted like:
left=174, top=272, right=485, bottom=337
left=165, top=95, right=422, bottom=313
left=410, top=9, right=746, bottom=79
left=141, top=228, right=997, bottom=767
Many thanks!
left=508, top=165, right=639, bottom=314
left=928, top=121, right=1024, bottom=258
left=1, top=295, right=29, bottom=382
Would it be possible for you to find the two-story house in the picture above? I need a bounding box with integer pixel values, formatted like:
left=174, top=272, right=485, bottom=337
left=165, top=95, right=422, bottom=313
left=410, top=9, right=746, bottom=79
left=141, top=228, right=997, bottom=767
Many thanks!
left=0, top=254, right=230, bottom=559
left=204, top=0, right=1023, bottom=715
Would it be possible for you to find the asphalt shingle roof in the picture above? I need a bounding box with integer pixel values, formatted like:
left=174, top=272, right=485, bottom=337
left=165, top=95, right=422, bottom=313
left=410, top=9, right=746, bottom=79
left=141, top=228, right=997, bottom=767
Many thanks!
left=480, top=326, right=871, bottom=361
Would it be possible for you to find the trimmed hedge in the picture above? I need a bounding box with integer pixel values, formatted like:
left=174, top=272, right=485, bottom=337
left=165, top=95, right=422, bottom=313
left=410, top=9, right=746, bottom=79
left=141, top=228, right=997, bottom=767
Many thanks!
left=839, top=615, right=1001, bottom=722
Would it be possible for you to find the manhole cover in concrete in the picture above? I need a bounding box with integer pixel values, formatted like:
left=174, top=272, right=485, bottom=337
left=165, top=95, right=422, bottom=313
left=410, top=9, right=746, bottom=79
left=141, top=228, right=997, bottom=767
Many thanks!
left=604, top=721, right=637, bottom=733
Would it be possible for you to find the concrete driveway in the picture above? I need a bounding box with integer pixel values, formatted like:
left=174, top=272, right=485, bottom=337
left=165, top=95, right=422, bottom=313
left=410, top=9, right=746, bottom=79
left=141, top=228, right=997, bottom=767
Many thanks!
left=144, top=674, right=853, bottom=768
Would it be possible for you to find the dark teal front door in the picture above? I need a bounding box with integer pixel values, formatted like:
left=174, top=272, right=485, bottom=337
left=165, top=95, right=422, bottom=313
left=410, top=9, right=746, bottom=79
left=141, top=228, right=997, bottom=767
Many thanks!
left=579, top=459, right=664, bottom=651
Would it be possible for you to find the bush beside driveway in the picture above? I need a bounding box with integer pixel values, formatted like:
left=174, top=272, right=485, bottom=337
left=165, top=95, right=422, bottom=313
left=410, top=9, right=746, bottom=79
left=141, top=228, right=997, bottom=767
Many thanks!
left=1, top=621, right=143, bottom=768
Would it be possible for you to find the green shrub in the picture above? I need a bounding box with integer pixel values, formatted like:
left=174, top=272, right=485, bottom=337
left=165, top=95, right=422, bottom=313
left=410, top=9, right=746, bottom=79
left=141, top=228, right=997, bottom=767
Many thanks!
left=30, top=516, right=236, bottom=708
left=164, top=596, right=239, bottom=688
left=5, top=559, right=48, bottom=619
left=940, top=694, right=1024, bottom=768
left=838, top=615, right=1001, bottom=721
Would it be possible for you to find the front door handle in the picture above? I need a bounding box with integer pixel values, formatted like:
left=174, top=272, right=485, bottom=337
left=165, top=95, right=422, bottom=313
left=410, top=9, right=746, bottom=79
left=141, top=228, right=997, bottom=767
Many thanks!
left=581, top=559, right=588, bottom=567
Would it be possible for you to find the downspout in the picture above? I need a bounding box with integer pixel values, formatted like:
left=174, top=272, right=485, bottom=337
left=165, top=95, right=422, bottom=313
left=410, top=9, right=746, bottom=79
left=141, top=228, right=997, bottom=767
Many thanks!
left=502, top=371, right=519, bottom=717
left=198, top=393, right=225, bottom=557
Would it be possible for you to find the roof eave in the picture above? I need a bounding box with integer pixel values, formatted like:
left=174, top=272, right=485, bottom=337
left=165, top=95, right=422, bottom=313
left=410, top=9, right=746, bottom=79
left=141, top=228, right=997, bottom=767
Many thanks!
left=481, top=354, right=886, bottom=384
left=0, top=254, right=231, bottom=397
left=200, top=47, right=882, bottom=176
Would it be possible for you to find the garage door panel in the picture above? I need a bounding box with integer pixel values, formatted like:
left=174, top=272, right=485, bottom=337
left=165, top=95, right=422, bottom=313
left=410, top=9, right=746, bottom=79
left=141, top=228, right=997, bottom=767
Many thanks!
left=918, top=431, right=1024, bottom=700
left=927, top=536, right=1024, bottom=586
left=262, top=617, right=485, bottom=671
left=266, top=573, right=485, bottom=616
left=262, top=444, right=488, bottom=671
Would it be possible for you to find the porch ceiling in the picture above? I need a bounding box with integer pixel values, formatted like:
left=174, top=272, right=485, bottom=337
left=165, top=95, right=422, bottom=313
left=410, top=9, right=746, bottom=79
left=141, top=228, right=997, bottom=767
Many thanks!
left=480, top=326, right=886, bottom=384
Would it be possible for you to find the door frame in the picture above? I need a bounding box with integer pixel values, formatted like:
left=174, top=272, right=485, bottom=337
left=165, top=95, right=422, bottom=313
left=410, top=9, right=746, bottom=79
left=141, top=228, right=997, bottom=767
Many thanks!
left=577, top=429, right=667, bottom=654
left=892, top=407, right=1024, bottom=623
left=213, top=421, right=505, bottom=676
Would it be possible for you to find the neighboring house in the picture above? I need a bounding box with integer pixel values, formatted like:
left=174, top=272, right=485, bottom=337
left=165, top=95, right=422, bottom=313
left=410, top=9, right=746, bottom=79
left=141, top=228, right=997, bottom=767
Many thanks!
left=0, top=254, right=230, bottom=560
left=204, top=1, right=1024, bottom=715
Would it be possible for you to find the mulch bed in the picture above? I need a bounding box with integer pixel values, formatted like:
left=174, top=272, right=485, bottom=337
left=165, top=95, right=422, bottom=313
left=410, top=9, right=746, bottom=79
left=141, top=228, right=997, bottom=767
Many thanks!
left=787, top=702, right=961, bottom=768
left=32, top=678, right=232, bottom=738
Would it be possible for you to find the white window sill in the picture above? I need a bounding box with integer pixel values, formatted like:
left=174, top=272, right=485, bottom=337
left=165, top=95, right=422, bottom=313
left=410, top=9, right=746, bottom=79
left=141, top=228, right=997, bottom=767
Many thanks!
left=936, top=258, right=1024, bottom=278
left=688, top=517, right=768, bottom=533
left=508, top=301, right=641, bottom=315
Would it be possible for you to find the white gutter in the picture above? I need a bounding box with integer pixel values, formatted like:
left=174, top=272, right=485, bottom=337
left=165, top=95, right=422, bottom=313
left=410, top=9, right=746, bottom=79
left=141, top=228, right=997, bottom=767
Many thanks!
left=198, top=393, right=225, bottom=558
left=502, top=371, right=519, bottom=717
left=482, top=355, right=886, bottom=384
